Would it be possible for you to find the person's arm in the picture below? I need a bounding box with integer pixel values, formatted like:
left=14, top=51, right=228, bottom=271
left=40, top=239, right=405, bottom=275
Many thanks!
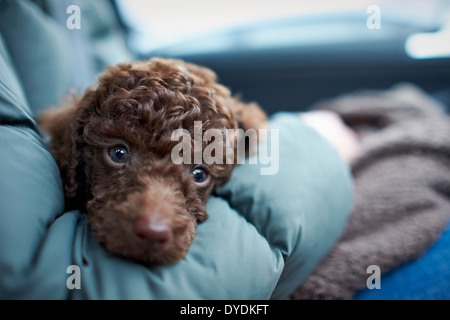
left=0, top=108, right=353, bottom=299
left=217, top=112, right=354, bottom=299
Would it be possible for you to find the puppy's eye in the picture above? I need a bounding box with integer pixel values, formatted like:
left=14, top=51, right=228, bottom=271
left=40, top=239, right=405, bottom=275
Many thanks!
left=108, top=146, right=129, bottom=164
left=192, top=168, right=208, bottom=184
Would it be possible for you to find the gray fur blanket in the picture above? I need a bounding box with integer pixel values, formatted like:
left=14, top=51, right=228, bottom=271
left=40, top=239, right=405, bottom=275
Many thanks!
left=291, top=83, right=450, bottom=300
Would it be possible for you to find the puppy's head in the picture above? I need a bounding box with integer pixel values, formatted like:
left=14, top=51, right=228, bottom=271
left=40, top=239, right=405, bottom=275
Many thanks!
left=39, top=58, right=241, bottom=265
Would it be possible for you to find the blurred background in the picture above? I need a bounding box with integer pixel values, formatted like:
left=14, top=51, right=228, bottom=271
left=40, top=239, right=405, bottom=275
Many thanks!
left=112, top=0, right=450, bottom=114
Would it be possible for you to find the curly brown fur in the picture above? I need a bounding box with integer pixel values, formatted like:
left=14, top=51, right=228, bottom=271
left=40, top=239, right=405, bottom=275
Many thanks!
left=39, top=57, right=267, bottom=265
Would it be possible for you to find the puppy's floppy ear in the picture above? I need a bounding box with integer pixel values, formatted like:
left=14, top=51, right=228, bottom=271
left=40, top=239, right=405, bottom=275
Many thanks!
left=38, top=91, right=94, bottom=210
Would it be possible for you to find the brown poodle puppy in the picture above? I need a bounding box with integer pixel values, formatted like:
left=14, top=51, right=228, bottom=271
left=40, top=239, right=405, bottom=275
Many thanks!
left=39, top=58, right=266, bottom=265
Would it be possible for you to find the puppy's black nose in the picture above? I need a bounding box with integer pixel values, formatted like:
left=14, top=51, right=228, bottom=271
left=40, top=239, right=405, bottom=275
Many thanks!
left=134, top=218, right=172, bottom=245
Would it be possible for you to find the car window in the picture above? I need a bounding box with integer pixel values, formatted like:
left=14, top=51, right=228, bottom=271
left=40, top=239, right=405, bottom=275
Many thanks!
left=116, top=0, right=450, bottom=58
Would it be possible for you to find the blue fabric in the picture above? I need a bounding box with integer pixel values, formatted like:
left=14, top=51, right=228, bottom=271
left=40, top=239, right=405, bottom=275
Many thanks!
left=355, top=222, right=450, bottom=300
